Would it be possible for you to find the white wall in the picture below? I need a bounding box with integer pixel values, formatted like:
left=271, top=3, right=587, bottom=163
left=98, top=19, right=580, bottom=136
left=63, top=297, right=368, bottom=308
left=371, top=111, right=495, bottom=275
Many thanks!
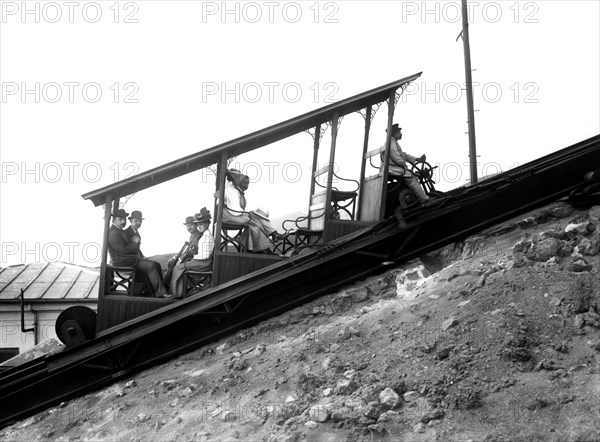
left=0, top=303, right=97, bottom=355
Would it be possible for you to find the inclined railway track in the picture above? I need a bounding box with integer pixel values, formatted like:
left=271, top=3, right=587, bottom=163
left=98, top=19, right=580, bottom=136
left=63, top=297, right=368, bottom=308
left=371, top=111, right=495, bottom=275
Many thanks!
left=1, top=135, right=599, bottom=429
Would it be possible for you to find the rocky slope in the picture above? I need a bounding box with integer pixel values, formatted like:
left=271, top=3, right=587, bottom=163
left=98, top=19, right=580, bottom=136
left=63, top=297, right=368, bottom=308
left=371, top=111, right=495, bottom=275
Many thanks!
left=2, top=200, right=600, bottom=442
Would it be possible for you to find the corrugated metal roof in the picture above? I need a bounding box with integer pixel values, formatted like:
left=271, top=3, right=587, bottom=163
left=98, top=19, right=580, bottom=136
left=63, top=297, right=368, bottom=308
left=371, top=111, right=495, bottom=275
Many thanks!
left=0, top=262, right=99, bottom=301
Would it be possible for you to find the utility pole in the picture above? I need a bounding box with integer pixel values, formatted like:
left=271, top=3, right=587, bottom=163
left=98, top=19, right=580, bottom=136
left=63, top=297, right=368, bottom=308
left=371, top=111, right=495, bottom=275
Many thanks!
left=458, top=0, right=478, bottom=184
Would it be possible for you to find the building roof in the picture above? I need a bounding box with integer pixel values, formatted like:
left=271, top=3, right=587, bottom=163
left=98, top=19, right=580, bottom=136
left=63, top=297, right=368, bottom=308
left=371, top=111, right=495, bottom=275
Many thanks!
left=0, top=262, right=99, bottom=302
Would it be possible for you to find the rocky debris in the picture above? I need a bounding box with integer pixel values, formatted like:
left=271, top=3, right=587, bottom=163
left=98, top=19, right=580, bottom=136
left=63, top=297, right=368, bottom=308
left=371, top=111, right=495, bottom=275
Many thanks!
left=403, top=391, right=419, bottom=402
left=363, top=401, right=383, bottom=420
left=587, top=340, right=600, bottom=352
left=450, top=387, right=483, bottom=410
left=442, top=317, right=458, bottom=331
left=222, top=410, right=236, bottom=422
left=413, top=422, right=427, bottom=433
left=549, top=296, right=563, bottom=307
left=215, top=343, right=228, bottom=354
left=490, top=378, right=517, bottom=392
left=550, top=203, right=574, bottom=218
left=178, top=387, right=194, bottom=397
left=298, top=373, right=326, bottom=393
left=565, top=221, right=595, bottom=236
left=525, top=397, right=550, bottom=410
left=335, top=378, right=358, bottom=395
left=377, top=410, right=399, bottom=423
left=337, top=326, right=361, bottom=341
left=568, top=257, right=593, bottom=272
left=500, top=336, right=533, bottom=362
left=395, top=262, right=431, bottom=296
left=526, top=237, right=560, bottom=262
left=161, top=380, right=179, bottom=391
left=583, top=309, right=600, bottom=327
left=535, top=359, right=561, bottom=371
left=136, top=413, right=151, bottom=423
left=378, top=387, right=400, bottom=409
left=576, top=238, right=599, bottom=256
left=346, top=287, right=370, bottom=303
left=420, top=409, right=445, bottom=424
left=308, top=404, right=329, bottom=423
left=435, top=346, right=454, bottom=360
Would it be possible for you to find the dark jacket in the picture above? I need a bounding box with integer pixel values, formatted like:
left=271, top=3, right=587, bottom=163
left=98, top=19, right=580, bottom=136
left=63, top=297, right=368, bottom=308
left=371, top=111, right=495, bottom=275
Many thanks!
left=108, top=225, right=140, bottom=267
left=181, top=230, right=202, bottom=262
left=124, top=226, right=145, bottom=258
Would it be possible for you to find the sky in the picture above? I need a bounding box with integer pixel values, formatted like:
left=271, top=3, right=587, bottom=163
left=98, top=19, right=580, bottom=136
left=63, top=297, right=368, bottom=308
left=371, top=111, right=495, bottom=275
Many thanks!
left=1, top=0, right=599, bottom=268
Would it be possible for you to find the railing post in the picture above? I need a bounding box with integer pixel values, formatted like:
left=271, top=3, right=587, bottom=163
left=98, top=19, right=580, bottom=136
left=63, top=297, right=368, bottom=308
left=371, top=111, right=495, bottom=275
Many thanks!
left=379, top=90, right=396, bottom=220
left=323, top=112, right=339, bottom=241
left=214, top=152, right=227, bottom=253
left=357, top=106, right=372, bottom=221
left=309, top=124, right=321, bottom=199
left=96, top=193, right=114, bottom=334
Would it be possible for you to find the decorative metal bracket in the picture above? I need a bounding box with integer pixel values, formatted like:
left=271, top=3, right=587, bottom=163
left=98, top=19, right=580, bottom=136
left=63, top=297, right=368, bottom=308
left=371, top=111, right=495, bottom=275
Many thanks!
left=120, top=193, right=136, bottom=208
left=305, top=121, right=330, bottom=143
left=336, top=115, right=345, bottom=132
left=388, top=83, right=411, bottom=114
left=358, top=102, right=382, bottom=125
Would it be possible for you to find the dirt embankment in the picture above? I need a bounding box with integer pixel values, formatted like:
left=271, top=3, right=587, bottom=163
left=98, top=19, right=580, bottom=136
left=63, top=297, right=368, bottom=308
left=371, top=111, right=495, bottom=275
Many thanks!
left=2, top=201, right=600, bottom=442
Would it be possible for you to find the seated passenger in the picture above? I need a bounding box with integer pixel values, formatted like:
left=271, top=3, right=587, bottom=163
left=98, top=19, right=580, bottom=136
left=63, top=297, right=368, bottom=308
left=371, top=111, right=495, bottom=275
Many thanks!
left=107, top=209, right=167, bottom=297
left=124, top=209, right=162, bottom=276
left=382, top=124, right=430, bottom=203
left=222, top=169, right=279, bottom=253
left=167, top=208, right=215, bottom=299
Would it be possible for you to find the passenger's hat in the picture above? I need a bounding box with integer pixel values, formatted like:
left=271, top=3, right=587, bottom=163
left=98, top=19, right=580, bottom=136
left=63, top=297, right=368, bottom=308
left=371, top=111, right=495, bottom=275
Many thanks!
left=183, top=216, right=195, bottom=225
left=193, top=207, right=212, bottom=224
left=226, top=168, right=243, bottom=179
left=385, top=123, right=401, bottom=132
left=128, top=210, right=144, bottom=221
left=252, top=207, right=270, bottom=221
left=226, top=168, right=249, bottom=190
left=112, top=209, right=129, bottom=218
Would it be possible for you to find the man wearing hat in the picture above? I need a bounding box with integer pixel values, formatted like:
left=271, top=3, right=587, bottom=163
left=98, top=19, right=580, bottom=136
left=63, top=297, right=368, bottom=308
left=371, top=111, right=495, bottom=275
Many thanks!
left=222, top=169, right=277, bottom=253
left=167, top=207, right=215, bottom=299
left=125, top=210, right=146, bottom=258
left=107, top=208, right=167, bottom=297
left=125, top=209, right=162, bottom=277
left=382, top=124, right=430, bottom=203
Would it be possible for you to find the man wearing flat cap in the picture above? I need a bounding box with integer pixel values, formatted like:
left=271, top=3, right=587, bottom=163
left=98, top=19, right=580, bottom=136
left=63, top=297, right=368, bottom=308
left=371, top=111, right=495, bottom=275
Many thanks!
left=108, top=208, right=167, bottom=297
left=382, top=124, right=430, bottom=202
left=168, top=207, right=215, bottom=299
